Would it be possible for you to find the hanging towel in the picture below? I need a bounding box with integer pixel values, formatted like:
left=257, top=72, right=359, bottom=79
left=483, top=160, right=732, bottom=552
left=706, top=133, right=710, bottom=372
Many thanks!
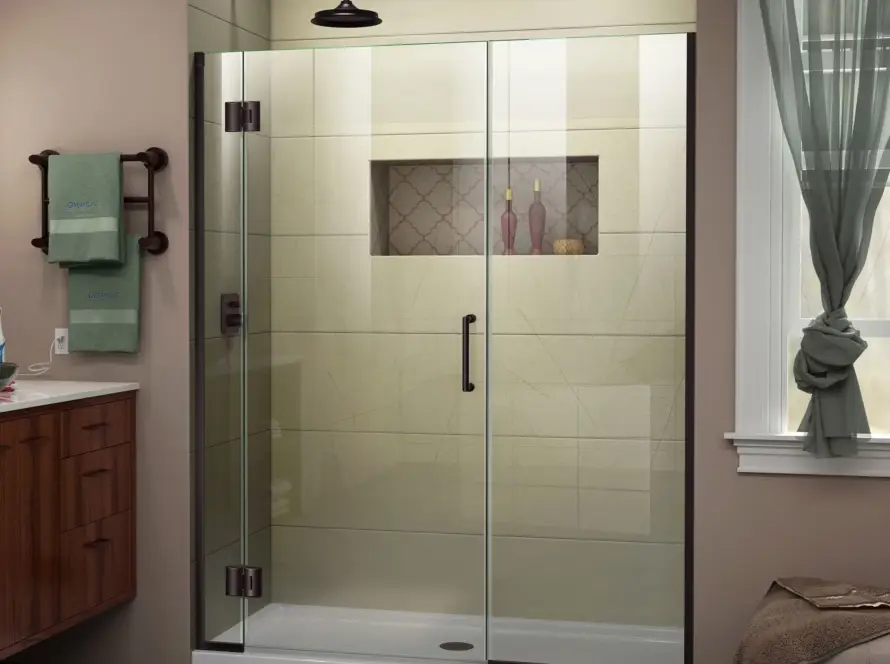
left=67, top=235, right=141, bottom=353
left=47, top=153, right=123, bottom=265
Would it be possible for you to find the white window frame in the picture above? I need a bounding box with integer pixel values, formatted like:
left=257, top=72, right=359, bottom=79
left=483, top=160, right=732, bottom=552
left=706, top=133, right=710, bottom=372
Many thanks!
left=726, top=0, right=890, bottom=477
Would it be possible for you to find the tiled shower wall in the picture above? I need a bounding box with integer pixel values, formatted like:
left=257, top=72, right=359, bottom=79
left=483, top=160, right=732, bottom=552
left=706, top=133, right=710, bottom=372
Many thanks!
left=189, top=0, right=273, bottom=641
left=268, top=35, right=687, bottom=627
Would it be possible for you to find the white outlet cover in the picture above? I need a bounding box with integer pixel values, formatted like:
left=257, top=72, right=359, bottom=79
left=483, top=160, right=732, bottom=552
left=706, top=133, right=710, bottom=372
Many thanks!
left=54, top=328, right=69, bottom=355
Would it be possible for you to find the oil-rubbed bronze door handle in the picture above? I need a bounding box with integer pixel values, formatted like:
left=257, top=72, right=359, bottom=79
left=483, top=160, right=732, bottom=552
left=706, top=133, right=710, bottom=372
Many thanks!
left=462, top=314, right=476, bottom=393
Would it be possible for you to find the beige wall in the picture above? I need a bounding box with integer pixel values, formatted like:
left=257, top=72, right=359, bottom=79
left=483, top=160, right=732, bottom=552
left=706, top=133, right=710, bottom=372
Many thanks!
left=694, top=0, right=890, bottom=661
left=187, top=0, right=274, bottom=641
left=0, top=1, right=191, bottom=664
left=271, top=0, right=695, bottom=44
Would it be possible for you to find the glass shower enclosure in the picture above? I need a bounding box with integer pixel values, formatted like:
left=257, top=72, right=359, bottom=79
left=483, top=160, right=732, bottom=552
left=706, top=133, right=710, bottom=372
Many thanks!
left=193, top=32, right=691, bottom=664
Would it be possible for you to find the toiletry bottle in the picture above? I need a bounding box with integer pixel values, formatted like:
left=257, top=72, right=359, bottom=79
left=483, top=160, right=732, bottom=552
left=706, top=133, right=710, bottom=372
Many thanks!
left=501, top=188, right=518, bottom=255
left=529, top=179, right=546, bottom=255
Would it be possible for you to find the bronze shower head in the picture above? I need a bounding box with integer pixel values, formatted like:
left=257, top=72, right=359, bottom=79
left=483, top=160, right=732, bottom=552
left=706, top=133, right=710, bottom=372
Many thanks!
left=311, top=1, right=382, bottom=28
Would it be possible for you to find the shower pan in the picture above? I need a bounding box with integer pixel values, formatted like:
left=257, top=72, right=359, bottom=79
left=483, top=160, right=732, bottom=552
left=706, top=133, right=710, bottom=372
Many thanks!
left=192, top=31, right=694, bottom=664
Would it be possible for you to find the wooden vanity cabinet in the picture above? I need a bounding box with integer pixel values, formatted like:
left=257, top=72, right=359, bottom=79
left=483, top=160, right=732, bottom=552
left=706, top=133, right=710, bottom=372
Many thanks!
left=0, top=392, right=136, bottom=659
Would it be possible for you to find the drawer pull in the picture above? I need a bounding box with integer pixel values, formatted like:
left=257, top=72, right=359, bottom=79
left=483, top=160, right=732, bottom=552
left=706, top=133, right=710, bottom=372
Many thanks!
left=82, top=468, right=111, bottom=478
left=82, top=422, right=109, bottom=432
left=83, top=538, right=111, bottom=549
left=20, top=435, right=46, bottom=444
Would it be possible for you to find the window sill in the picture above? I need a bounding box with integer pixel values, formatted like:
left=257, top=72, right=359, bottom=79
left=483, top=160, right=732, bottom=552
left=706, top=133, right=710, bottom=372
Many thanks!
left=725, top=433, right=890, bottom=477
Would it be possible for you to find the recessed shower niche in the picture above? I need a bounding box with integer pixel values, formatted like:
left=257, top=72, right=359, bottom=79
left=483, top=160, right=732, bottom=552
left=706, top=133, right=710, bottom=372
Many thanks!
left=370, top=157, right=600, bottom=256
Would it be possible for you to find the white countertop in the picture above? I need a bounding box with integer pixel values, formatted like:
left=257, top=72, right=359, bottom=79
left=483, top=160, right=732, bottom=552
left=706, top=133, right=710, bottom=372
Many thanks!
left=0, top=380, right=139, bottom=413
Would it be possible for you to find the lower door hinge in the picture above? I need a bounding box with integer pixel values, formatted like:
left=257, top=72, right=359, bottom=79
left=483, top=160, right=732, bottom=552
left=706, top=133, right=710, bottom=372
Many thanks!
left=225, top=101, right=261, bottom=133
left=225, top=565, right=263, bottom=598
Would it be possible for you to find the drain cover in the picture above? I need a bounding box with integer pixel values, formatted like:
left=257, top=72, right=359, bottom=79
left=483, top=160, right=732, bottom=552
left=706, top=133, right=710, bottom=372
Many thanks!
left=439, top=642, right=474, bottom=652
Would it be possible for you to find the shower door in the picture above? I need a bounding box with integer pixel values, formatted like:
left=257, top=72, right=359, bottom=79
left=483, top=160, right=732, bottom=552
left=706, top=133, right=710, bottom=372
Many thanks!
left=238, top=42, right=491, bottom=660
left=485, top=33, right=690, bottom=664
left=197, top=30, right=690, bottom=664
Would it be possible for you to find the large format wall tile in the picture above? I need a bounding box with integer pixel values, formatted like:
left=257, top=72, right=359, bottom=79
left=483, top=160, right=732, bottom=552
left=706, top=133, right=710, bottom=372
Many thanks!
left=268, top=237, right=683, bottom=336
left=490, top=535, right=684, bottom=626
left=270, top=49, right=315, bottom=138
left=248, top=235, right=271, bottom=334
left=204, top=336, right=241, bottom=447
left=271, top=526, right=485, bottom=614
left=269, top=430, right=684, bottom=543
left=271, top=332, right=485, bottom=434
left=270, top=332, right=682, bottom=440
left=204, top=333, right=271, bottom=446
left=204, top=436, right=241, bottom=554
left=247, top=134, right=272, bottom=234
left=204, top=123, right=242, bottom=235
left=268, top=525, right=683, bottom=626
left=204, top=432, right=273, bottom=556
left=272, top=431, right=485, bottom=535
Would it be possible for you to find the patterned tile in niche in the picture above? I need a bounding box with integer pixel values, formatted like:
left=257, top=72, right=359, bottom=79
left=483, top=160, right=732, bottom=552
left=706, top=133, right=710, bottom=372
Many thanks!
left=388, top=162, right=485, bottom=256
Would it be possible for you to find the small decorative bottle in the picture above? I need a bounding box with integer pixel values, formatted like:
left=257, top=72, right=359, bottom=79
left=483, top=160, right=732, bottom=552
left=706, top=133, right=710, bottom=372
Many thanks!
left=529, top=179, right=546, bottom=255
left=501, top=187, right=518, bottom=255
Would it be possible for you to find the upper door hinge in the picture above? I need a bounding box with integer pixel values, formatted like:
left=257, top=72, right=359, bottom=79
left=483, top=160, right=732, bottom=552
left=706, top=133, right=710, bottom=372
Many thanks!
left=225, top=101, right=261, bottom=133
left=225, top=565, right=263, bottom=598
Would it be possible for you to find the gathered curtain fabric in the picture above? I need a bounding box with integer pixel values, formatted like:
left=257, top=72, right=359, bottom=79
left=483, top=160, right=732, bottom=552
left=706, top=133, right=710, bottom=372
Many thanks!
left=760, top=0, right=890, bottom=457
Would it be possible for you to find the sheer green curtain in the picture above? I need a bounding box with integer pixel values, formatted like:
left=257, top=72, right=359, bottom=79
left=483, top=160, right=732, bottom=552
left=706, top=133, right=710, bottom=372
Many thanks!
left=760, top=0, right=890, bottom=457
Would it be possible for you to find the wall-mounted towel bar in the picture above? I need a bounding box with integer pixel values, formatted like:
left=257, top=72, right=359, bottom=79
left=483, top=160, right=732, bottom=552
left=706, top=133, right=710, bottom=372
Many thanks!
left=28, top=147, right=170, bottom=256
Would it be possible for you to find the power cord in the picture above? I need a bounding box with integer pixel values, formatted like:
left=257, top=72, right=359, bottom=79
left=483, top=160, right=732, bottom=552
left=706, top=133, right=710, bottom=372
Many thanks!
left=16, top=334, right=62, bottom=378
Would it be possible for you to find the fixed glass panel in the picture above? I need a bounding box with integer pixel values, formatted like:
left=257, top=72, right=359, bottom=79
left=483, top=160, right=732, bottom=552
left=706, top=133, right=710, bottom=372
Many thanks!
left=244, top=42, right=489, bottom=660
left=200, top=51, right=247, bottom=648
left=487, top=34, right=688, bottom=664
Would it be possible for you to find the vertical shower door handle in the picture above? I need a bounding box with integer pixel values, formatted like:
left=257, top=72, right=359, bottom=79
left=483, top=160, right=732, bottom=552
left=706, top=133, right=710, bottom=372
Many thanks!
left=462, top=314, right=476, bottom=393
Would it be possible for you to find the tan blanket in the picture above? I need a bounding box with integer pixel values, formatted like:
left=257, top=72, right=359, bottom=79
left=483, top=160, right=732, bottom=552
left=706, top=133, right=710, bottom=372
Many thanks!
left=735, top=578, right=890, bottom=664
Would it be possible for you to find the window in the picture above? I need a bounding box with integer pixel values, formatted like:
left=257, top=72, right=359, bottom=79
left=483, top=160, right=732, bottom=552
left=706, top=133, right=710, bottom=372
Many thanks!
left=729, top=1, right=890, bottom=476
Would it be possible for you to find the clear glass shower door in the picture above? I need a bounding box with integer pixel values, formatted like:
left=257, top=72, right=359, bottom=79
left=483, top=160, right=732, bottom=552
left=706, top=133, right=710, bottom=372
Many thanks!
left=486, top=33, right=690, bottom=664
left=240, top=42, right=490, bottom=659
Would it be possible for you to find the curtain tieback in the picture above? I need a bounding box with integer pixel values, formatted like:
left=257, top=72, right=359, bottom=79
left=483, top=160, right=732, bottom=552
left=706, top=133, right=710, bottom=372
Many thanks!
left=793, top=308, right=867, bottom=393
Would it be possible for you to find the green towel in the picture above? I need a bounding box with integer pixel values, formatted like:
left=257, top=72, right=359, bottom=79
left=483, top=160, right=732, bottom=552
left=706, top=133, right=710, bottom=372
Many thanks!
left=68, top=235, right=141, bottom=353
left=48, top=153, right=123, bottom=265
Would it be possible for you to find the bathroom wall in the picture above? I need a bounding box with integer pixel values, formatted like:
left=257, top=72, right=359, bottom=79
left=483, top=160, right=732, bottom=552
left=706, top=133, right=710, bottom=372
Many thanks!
left=270, top=0, right=695, bottom=45
left=694, top=0, right=890, bottom=661
left=188, top=0, right=274, bottom=641
left=267, top=30, right=687, bottom=626
left=0, top=1, right=191, bottom=664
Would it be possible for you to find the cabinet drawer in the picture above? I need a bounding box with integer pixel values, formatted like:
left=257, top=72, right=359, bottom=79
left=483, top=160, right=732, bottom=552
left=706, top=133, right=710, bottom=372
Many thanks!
left=60, top=511, right=132, bottom=621
left=61, top=398, right=132, bottom=458
left=61, top=444, right=131, bottom=531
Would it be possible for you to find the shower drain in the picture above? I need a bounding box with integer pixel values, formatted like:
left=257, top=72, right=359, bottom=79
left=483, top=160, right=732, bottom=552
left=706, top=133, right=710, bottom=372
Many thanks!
left=439, top=642, right=475, bottom=652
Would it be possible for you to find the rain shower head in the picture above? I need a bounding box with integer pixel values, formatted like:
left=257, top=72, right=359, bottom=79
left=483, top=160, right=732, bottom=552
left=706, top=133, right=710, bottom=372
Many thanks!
left=311, top=1, right=382, bottom=28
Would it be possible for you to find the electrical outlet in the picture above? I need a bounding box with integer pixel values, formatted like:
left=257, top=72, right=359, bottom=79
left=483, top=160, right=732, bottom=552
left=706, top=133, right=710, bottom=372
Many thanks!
left=54, top=328, right=69, bottom=355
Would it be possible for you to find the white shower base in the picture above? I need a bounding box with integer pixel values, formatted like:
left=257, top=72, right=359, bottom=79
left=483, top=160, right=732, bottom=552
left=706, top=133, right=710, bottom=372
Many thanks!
left=194, top=604, right=682, bottom=664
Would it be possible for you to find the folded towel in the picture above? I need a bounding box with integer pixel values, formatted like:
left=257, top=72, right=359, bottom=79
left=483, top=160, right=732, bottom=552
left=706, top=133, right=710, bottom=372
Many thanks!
left=735, top=578, right=890, bottom=664
left=48, top=153, right=123, bottom=265
left=67, top=234, right=141, bottom=353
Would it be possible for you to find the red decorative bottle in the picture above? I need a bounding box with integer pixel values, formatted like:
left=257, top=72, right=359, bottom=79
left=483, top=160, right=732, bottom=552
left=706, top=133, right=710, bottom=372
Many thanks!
left=501, top=187, right=518, bottom=255
left=529, top=179, right=546, bottom=255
